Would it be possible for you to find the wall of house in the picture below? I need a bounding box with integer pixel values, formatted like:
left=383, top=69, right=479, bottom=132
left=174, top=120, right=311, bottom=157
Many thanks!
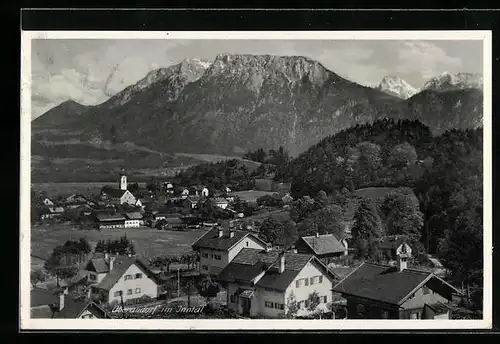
left=227, top=236, right=267, bottom=262
left=107, top=264, right=158, bottom=304
left=284, top=260, right=336, bottom=317
left=199, top=248, right=229, bottom=275
left=120, top=191, right=136, bottom=205
left=345, top=295, right=400, bottom=319
left=79, top=309, right=95, bottom=319
left=253, top=287, right=286, bottom=318
left=396, top=243, right=412, bottom=257
left=124, top=219, right=141, bottom=228
left=87, top=271, right=107, bottom=284
left=99, top=221, right=125, bottom=229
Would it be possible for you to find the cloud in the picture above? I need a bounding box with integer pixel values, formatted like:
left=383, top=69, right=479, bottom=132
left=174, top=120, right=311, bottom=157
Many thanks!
left=395, top=41, right=463, bottom=81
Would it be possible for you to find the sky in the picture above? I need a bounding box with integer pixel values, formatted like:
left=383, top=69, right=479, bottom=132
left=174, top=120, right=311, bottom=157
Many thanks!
left=30, top=39, right=483, bottom=119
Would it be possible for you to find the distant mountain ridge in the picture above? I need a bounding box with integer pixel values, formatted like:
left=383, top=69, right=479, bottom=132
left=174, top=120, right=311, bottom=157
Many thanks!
left=32, top=54, right=484, bottom=162
left=422, top=72, right=483, bottom=92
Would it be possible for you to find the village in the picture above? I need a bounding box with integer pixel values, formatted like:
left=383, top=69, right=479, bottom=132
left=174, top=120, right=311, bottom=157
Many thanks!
left=30, top=170, right=475, bottom=320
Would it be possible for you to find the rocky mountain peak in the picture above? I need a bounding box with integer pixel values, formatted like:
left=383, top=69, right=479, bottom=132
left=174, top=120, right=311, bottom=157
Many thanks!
left=422, top=72, right=483, bottom=92
left=376, top=75, right=418, bottom=99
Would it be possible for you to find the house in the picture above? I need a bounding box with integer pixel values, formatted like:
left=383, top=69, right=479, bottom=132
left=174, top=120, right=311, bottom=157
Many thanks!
left=65, top=194, right=91, bottom=209
left=40, top=206, right=65, bottom=219
left=101, top=187, right=137, bottom=206
left=217, top=248, right=339, bottom=318
left=31, top=287, right=111, bottom=319
left=124, top=212, right=144, bottom=228
left=191, top=222, right=269, bottom=275
left=95, top=213, right=126, bottom=229
left=181, top=188, right=190, bottom=198
left=43, top=198, right=54, bottom=206
left=164, top=182, right=174, bottom=194
left=332, top=253, right=462, bottom=319
left=282, top=193, right=294, bottom=204
left=201, top=187, right=209, bottom=197
left=164, top=217, right=187, bottom=230
left=380, top=235, right=412, bottom=261
left=88, top=254, right=161, bottom=305
left=215, top=197, right=229, bottom=210
left=293, top=233, right=348, bottom=264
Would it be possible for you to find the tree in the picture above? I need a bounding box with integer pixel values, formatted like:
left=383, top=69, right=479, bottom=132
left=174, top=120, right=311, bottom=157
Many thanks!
left=307, top=291, right=320, bottom=313
left=257, top=194, right=284, bottom=207
left=286, top=291, right=299, bottom=318
left=31, top=269, right=47, bottom=288
left=315, top=190, right=330, bottom=209
left=197, top=276, right=222, bottom=303
left=381, top=189, right=424, bottom=252
left=146, top=177, right=161, bottom=196
left=290, top=196, right=316, bottom=223
left=297, top=204, right=344, bottom=238
left=128, top=182, right=140, bottom=195
left=259, top=216, right=298, bottom=248
left=54, top=266, right=78, bottom=287
left=351, top=198, right=383, bottom=260
left=388, top=142, right=418, bottom=168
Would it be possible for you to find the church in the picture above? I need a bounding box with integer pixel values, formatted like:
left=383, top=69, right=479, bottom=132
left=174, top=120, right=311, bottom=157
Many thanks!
left=100, top=174, right=138, bottom=206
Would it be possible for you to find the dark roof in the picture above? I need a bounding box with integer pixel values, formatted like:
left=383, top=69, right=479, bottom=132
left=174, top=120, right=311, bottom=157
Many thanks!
left=93, top=256, right=158, bottom=291
left=125, top=212, right=143, bottom=220
left=31, top=288, right=59, bottom=307
left=332, top=262, right=457, bottom=306
left=86, top=257, right=112, bottom=273
left=300, top=234, right=346, bottom=255
left=192, top=228, right=267, bottom=251
left=217, top=248, right=333, bottom=292
left=101, top=186, right=129, bottom=198
left=425, top=302, right=451, bottom=315
left=54, top=299, right=110, bottom=319
left=380, top=235, right=410, bottom=250
left=95, top=213, right=126, bottom=222
left=31, top=305, right=54, bottom=318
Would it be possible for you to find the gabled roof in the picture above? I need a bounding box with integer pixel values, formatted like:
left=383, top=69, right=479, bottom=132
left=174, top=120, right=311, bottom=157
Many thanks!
left=332, top=262, right=461, bottom=306
left=95, top=213, right=126, bottom=222
left=53, top=299, right=111, bottom=319
left=217, top=248, right=338, bottom=292
left=93, top=257, right=159, bottom=291
left=191, top=227, right=268, bottom=251
left=31, top=288, right=59, bottom=307
left=125, top=212, right=143, bottom=220
left=214, top=197, right=229, bottom=203
left=299, top=234, right=346, bottom=255
left=101, top=186, right=132, bottom=198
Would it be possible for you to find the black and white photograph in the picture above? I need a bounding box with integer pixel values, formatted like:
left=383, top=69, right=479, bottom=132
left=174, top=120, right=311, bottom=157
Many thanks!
left=20, top=31, right=492, bottom=330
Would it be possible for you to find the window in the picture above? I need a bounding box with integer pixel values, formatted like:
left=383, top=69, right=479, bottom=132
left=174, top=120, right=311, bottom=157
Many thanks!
left=304, top=278, right=309, bottom=286
left=81, top=314, right=94, bottom=319
left=214, top=254, right=222, bottom=260
left=135, top=288, right=141, bottom=294
left=202, top=265, right=208, bottom=271
left=356, top=304, right=365, bottom=316
left=202, top=253, right=209, bottom=258
left=411, top=312, right=419, bottom=319
left=296, top=280, right=300, bottom=288
left=89, top=274, right=97, bottom=281
left=230, top=295, right=237, bottom=303
left=127, top=289, right=133, bottom=295
left=274, top=303, right=284, bottom=310
left=381, top=310, right=389, bottom=319
left=246, top=242, right=249, bottom=247
left=114, top=291, right=122, bottom=297
left=318, top=276, right=323, bottom=284
left=135, top=273, right=143, bottom=279
left=124, top=275, right=133, bottom=281
left=265, top=301, right=274, bottom=308
left=323, top=296, right=327, bottom=303
left=310, top=277, right=315, bottom=285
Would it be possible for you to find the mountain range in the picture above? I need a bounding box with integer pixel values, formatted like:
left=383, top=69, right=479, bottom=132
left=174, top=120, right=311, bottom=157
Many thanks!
left=32, top=54, right=484, bottom=165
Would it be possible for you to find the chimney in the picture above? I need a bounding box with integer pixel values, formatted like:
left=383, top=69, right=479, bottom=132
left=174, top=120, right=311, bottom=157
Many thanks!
left=109, top=256, right=116, bottom=271
left=218, top=229, right=224, bottom=238
left=279, top=252, right=285, bottom=274
left=316, top=232, right=319, bottom=238
left=398, top=253, right=408, bottom=272
left=229, top=230, right=235, bottom=238
left=59, top=292, right=65, bottom=311
left=104, top=252, right=109, bottom=260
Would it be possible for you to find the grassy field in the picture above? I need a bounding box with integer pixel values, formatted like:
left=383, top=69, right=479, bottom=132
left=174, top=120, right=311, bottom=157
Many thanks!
left=230, top=190, right=276, bottom=203
left=175, top=152, right=261, bottom=172
left=31, top=223, right=206, bottom=261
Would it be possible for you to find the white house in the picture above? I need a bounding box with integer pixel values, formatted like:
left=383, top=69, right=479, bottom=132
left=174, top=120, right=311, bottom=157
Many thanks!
left=217, top=248, right=340, bottom=318
left=191, top=223, right=269, bottom=275
left=215, top=197, right=229, bottom=210
left=380, top=235, right=413, bottom=261
left=124, top=212, right=144, bottom=228
left=43, top=198, right=54, bottom=206
left=88, top=254, right=161, bottom=305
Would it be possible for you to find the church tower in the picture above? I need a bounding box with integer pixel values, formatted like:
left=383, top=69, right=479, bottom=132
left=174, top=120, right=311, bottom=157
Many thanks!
left=120, top=175, right=127, bottom=191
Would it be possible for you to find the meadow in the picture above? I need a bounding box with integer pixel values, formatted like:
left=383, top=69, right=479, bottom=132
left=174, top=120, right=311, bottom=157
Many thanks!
left=30, top=223, right=206, bottom=261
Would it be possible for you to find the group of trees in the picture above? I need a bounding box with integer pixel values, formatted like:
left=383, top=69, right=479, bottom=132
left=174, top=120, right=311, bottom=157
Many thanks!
left=94, top=235, right=136, bottom=256
left=42, top=238, right=93, bottom=286
left=173, top=159, right=254, bottom=192
left=149, top=251, right=200, bottom=273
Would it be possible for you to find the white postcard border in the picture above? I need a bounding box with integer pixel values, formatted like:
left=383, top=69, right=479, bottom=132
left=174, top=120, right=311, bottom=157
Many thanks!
left=20, top=30, right=492, bottom=330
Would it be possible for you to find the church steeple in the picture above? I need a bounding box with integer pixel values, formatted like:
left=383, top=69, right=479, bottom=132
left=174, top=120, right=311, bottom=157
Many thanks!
left=120, top=169, right=127, bottom=191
